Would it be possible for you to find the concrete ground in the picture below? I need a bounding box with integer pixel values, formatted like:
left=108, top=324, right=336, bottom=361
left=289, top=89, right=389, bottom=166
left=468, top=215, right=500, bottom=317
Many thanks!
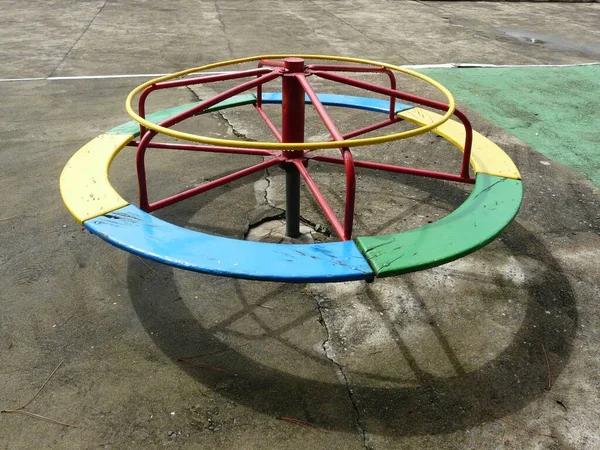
left=1, top=1, right=599, bottom=449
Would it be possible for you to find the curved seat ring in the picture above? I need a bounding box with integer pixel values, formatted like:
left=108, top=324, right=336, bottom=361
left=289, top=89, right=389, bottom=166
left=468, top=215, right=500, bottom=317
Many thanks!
left=60, top=93, right=523, bottom=282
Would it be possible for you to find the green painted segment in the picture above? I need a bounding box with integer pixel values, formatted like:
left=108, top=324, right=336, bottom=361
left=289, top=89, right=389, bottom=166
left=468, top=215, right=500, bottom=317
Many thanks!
left=420, top=65, right=600, bottom=187
left=107, top=94, right=257, bottom=136
left=356, top=174, right=523, bottom=277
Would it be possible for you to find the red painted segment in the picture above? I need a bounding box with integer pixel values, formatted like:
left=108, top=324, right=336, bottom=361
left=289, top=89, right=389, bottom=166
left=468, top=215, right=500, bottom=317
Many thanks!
left=342, top=150, right=356, bottom=240
left=259, top=59, right=286, bottom=68
left=307, top=64, right=398, bottom=119
left=340, top=117, right=400, bottom=140
left=136, top=71, right=282, bottom=210
left=138, top=67, right=274, bottom=139
left=282, top=58, right=306, bottom=153
left=255, top=105, right=283, bottom=142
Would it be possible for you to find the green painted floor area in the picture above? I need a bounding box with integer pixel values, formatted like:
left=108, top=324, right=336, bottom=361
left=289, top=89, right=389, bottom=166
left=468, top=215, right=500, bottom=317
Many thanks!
left=420, top=65, right=600, bottom=187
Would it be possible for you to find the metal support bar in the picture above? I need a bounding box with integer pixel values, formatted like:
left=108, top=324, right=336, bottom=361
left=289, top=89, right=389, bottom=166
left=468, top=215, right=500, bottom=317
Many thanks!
left=136, top=71, right=282, bottom=210
left=295, top=73, right=356, bottom=239
left=309, top=155, right=476, bottom=184
left=307, top=64, right=398, bottom=119
left=130, top=140, right=275, bottom=156
left=293, top=160, right=346, bottom=240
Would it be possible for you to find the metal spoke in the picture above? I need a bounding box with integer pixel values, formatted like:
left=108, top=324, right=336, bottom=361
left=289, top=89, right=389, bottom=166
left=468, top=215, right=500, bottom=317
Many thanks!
left=293, top=159, right=346, bottom=240
left=309, top=155, right=475, bottom=184
left=131, top=140, right=276, bottom=157
left=147, top=156, right=285, bottom=212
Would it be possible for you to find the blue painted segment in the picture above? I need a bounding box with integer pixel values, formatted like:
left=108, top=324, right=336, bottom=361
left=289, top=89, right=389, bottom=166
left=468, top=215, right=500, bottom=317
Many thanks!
left=261, top=92, right=414, bottom=114
left=84, top=205, right=374, bottom=283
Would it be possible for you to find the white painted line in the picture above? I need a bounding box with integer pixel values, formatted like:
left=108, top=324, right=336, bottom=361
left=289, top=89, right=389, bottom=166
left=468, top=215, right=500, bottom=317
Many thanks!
left=406, top=62, right=600, bottom=69
left=403, top=64, right=456, bottom=69
left=0, top=77, right=46, bottom=82
left=0, top=72, right=229, bottom=82
left=1, top=62, right=598, bottom=82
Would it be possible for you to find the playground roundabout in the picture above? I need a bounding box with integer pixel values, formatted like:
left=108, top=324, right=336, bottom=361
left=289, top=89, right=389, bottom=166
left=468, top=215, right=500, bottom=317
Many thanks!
left=60, top=55, right=523, bottom=283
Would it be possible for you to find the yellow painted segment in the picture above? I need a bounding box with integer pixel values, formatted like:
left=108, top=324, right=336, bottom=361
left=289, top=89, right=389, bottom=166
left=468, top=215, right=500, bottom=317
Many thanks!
left=125, top=54, right=456, bottom=150
left=60, top=134, right=133, bottom=223
left=397, top=108, right=521, bottom=180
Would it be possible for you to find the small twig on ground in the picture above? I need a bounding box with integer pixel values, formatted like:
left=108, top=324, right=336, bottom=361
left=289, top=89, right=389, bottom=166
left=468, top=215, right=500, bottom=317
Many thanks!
left=20, top=362, right=63, bottom=409
left=1, top=409, right=75, bottom=428
left=541, top=343, right=552, bottom=390
left=257, top=304, right=275, bottom=310
left=276, top=417, right=317, bottom=428
left=1, top=361, right=75, bottom=428
left=177, top=357, right=238, bottom=376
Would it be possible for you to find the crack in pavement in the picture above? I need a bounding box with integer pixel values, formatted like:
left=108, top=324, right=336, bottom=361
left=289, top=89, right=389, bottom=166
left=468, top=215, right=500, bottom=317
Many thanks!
left=186, top=86, right=252, bottom=141
left=313, top=295, right=368, bottom=449
left=263, top=166, right=273, bottom=207
left=307, top=0, right=412, bottom=65
left=49, top=0, right=108, bottom=78
left=213, top=0, right=235, bottom=58
left=217, top=109, right=252, bottom=141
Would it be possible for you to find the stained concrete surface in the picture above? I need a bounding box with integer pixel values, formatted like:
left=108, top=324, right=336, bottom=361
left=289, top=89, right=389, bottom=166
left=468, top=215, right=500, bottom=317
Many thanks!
left=1, top=1, right=599, bottom=449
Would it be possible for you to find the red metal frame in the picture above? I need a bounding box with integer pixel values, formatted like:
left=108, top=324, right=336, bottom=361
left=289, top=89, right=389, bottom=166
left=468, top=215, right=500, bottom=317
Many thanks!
left=134, top=58, right=476, bottom=240
left=128, top=140, right=275, bottom=157
left=136, top=71, right=281, bottom=211
left=310, top=69, right=474, bottom=179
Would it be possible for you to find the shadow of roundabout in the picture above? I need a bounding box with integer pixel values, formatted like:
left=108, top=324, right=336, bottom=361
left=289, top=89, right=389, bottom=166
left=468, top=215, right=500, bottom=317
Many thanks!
left=126, top=169, right=578, bottom=437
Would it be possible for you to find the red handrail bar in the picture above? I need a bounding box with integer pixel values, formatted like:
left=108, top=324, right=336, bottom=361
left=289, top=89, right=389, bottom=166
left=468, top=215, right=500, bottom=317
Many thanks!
left=311, top=70, right=473, bottom=179
left=307, top=63, right=398, bottom=120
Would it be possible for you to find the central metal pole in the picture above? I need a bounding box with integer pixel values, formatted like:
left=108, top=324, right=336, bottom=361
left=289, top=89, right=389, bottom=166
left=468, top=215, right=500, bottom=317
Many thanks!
left=281, top=58, right=305, bottom=238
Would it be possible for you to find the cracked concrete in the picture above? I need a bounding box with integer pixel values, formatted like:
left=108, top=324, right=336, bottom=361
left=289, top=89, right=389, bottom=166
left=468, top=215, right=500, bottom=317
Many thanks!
left=47, top=0, right=109, bottom=78
left=314, top=294, right=368, bottom=448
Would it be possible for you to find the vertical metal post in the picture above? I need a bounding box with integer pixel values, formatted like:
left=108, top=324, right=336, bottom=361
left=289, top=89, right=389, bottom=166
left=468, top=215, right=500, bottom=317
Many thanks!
left=281, top=58, right=305, bottom=238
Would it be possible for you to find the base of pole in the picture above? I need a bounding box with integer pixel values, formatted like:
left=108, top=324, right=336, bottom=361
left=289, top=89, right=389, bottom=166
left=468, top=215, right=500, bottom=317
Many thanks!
left=284, top=164, right=301, bottom=238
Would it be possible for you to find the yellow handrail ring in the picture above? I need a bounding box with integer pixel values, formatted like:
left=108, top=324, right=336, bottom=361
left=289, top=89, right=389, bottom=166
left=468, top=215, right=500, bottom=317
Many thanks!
left=125, top=54, right=456, bottom=150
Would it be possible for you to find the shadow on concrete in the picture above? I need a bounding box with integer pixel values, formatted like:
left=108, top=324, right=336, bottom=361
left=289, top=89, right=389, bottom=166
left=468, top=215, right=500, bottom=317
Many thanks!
left=126, top=169, right=578, bottom=436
